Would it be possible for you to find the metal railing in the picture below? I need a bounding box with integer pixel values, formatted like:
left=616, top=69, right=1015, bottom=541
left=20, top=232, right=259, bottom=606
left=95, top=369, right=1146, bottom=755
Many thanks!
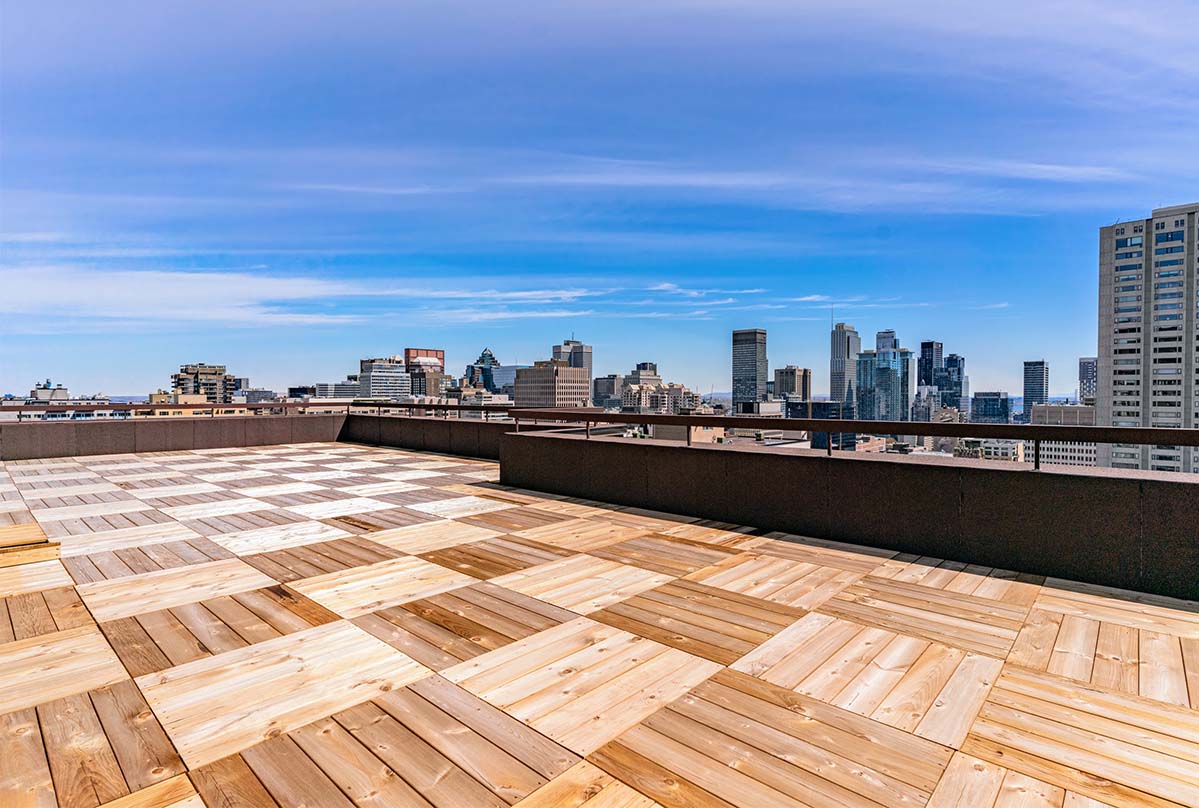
left=3, top=400, right=517, bottom=421
left=507, top=408, right=1199, bottom=470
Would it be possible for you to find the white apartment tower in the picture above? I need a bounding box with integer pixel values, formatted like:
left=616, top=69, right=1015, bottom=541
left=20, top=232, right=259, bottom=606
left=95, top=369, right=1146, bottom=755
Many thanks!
left=1097, top=203, right=1198, bottom=472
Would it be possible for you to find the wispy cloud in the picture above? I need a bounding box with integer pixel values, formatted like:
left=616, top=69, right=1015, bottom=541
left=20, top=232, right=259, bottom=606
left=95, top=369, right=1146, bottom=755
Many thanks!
left=649, top=282, right=767, bottom=297
left=439, top=307, right=597, bottom=323
left=279, top=183, right=461, bottom=196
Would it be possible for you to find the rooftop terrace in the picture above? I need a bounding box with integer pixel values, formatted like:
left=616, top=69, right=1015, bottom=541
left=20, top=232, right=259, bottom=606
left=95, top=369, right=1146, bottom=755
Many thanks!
left=1, top=442, right=1196, bottom=807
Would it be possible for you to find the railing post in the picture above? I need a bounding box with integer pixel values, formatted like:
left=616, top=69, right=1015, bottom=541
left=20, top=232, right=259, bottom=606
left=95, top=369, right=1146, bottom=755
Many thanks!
left=1034, top=438, right=1041, bottom=470
left=586, top=420, right=591, bottom=439
left=514, top=417, right=520, bottom=433
left=826, top=434, right=832, bottom=456
left=686, top=427, right=692, bottom=446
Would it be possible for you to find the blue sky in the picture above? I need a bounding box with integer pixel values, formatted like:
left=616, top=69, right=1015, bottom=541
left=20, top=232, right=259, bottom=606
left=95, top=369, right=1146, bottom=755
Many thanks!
left=2, top=1, right=1197, bottom=397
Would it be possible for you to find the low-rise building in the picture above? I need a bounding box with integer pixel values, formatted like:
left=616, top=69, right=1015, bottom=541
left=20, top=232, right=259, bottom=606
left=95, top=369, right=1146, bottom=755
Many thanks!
left=1022, top=402, right=1097, bottom=467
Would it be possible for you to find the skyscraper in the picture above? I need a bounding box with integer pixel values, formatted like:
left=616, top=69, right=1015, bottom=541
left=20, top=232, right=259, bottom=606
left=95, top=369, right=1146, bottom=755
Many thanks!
left=854, top=330, right=914, bottom=421
left=971, top=391, right=1012, bottom=424
left=1022, top=360, right=1049, bottom=417
left=829, top=323, right=860, bottom=403
left=465, top=348, right=502, bottom=392
left=1097, top=203, right=1198, bottom=472
left=773, top=366, right=811, bottom=399
left=732, top=329, right=768, bottom=411
left=939, top=353, right=970, bottom=414
left=1078, top=356, right=1098, bottom=403
left=918, top=340, right=943, bottom=387
left=552, top=339, right=593, bottom=382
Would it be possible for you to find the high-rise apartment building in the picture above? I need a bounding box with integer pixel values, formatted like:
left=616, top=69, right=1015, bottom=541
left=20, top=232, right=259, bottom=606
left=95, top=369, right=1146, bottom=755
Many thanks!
left=970, top=391, right=1012, bottom=424
left=514, top=360, right=590, bottom=408
left=552, top=339, right=593, bottom=381
left=773, top=366, right=811, bottom=399
left=1078, top=357, right=1098, bottom=403
left=358, top=356, right=411, bottom=400
left=829, top=323, right=861, bottom=404
left=854, top=330, right=914, bottom=421
left=1022, top=360, right=1049, bottom=419
left=171, top=363, right=239, bottom=404
left=732, top=329, right=768, bottom=411
left=1097, top=203, right=1198, bottom=472
left=918, top=341, right=943, bottom=387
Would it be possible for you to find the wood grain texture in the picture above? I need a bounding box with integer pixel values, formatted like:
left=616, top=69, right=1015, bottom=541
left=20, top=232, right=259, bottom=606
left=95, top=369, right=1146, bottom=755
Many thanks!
left=3, top=443, right=1197, bottom=808
left=137, top=620, right=430, bottom=768
left=78, top=558, right=278, bottom=622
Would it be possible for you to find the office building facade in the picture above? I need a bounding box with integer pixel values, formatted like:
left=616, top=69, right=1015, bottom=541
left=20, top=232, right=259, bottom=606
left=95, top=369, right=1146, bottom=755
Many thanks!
left=829, top=323, right=860, bottom=405
left=403, top=348, right=445, bottom=374
left=552, top=339, right=593, bottom=382
left=314, top=377, right=360, bottom=398
left=1078, top=357, right=1098, bottom=403
left=1097, top=203, right=1198, bottom=472
left=514, top=360, right=590, bottom=408
left=785, top=398, right=856, bottom=450
left=854, top=331, right=914, bottom=422
left=1024, top=403, right=1097, bottom=468
left=918, top=341, right=943, bottom=387
left=1022, top=360, right=1049, bottom=418
left=465, top=348, right=503, bottom=393
left=358, top=357, right=411, bottom=400
left=593, top=374, right=625, bottom=408
left=773, top=366, right=811, bottom=400
left=970, top=391, right=1012, bottom=424
left=938, top=353, right=969, bottom=413
left=732, top=329, right=768, bottom=411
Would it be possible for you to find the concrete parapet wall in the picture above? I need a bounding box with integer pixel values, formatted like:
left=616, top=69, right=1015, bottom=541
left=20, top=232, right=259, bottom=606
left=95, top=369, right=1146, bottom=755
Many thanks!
left=499, top=432, right=1199, bottom=600
left=0, top=415, right=347, bottom=460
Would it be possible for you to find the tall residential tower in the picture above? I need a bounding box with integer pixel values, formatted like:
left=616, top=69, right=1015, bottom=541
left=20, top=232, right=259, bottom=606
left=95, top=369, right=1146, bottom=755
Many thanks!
left=1097, top=203, right=1198, bottom=472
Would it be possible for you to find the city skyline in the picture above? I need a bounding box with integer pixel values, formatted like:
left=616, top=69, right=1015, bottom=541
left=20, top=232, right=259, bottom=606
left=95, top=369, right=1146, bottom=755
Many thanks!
left=0, top=321, right=1106, bottom=402
left=4, top=3, right=1198, bottom=396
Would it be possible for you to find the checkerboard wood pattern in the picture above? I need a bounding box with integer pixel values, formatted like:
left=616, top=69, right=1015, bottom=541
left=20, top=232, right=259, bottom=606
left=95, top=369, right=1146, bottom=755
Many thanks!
left=0, top=442, right=1195, bottom=807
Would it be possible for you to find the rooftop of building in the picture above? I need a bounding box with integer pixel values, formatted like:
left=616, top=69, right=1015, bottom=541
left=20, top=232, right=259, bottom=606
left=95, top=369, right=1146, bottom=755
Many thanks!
left=1, top=441, right=1195, bottom=806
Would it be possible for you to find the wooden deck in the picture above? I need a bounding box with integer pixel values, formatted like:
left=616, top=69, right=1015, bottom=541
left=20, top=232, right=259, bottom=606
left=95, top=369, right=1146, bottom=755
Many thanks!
left=1, top=442, right=1196, bottom=807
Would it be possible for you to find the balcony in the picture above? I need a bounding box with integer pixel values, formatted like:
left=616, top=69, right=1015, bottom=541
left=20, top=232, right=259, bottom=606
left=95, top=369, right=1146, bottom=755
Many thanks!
left=0, top=415, right=1196, bottom=807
